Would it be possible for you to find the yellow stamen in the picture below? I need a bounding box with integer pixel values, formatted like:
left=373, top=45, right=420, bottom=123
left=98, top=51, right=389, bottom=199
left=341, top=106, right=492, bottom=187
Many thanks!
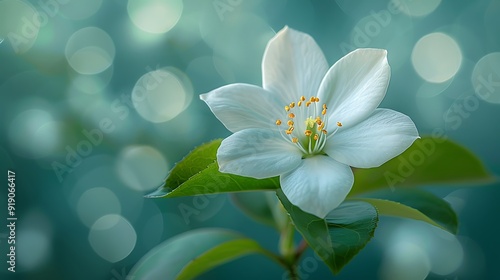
left=310, top=96, right=316, bottom=102
left=292, top=137, right=298, bottom=143
left=313, top=134, right=319, bottom=140
left=298, top=101, right=302, bottom=107
left=300, top=96, right=306, bottom=101
left=315, top=97, right=320, bottom=102
left=290, top=102, right=295, bottom=108
left=276, top=119, right=282, bottom=125
left=288, top=113, right=295, bottom=118
left=287, top=120, right=294, bottom=126
left=285, top=106, right=290, bottom=111
left=286, top=129, right=293, bottom=135
left=337, top=122, right=343, bottom=127
left=322, top=104, right=327, bottom=109
left=322, top=109, right=327, bottom=115
left=305, top=130, right=312, bottom=136
left=322, top=129, right=327, bottom=134
left=306, top=101, right=311, bottom=107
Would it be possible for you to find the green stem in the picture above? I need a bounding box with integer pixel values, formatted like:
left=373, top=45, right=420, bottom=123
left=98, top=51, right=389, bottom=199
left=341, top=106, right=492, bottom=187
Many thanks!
left=279, top=217, right=296, bottom=262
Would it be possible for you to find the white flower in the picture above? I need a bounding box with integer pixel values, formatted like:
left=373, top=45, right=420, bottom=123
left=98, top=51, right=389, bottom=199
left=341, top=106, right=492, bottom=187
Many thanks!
left=200, top=27, right=419, bottom=218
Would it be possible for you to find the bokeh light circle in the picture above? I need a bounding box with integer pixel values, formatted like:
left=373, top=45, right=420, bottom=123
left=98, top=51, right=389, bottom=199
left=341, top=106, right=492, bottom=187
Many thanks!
left=116, top=145, right=169, bottom=192
left=88, top=214, right=137, bottom=263
left=381, top=241, right=431, bottom=280
left=132, top=69, right=189, bottom=123
left=77, top=187, right=122, bottom=227
left=127, top=0, right=183, bottom=34
left=65, top=27, right=115, bottom=75
left=394, top=0, right=441, bottom=17
left=0, top=0, right=40, bottom=53
left=70, top=64, right=114, bottom=94
left=17, top=229, right=51, bottom=271
left=472, top=52, right=500, bottom=104
left=412, top=32, right=462, bottom=83
left=8, top=109, right=60, bottom=158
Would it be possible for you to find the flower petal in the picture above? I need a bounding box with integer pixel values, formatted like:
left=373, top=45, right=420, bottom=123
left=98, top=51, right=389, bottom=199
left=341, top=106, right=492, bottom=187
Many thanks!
left=280, top=155, right=354, bottom=218
left=318, top=48, right=391, bottom=127
left=324, top=109, right=419, bottom=168
left=217, top=128, right=302, bottom=179
left=262, top=26, right=329, bottom=104
left=200, top=83, right=282, bottom=133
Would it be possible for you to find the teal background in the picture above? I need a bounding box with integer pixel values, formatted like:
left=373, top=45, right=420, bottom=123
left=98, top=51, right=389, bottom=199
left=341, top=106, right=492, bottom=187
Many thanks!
left=0, top=0, right=499, bottom=279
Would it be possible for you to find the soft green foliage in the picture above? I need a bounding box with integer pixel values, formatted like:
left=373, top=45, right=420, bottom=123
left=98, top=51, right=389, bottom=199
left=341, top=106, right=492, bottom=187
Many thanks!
left=349, top=137, right=494, bottom=197
left=147, top=139, right=279, bottom=198
left=277, top=190, right=378, bottom=274
left=358, top=189, right=458, bottom=234
left=128, top=228, right=275, bottom=280
left=177, top=238, right=274, bottom=280
left=144, top=137, right=493, bottom=277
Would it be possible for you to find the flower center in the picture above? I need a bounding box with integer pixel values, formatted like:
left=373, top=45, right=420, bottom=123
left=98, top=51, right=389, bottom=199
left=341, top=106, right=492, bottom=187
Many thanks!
left=275, top=95, right=342, bottom=155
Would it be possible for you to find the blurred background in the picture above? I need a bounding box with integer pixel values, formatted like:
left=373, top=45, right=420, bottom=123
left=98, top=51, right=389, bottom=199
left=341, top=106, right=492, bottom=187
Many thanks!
left=0, top=0, right=499, bottom=279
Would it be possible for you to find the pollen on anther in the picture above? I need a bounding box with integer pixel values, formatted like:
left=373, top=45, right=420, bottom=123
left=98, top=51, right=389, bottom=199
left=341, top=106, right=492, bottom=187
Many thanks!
left=306, top=101, right=311, bottom=107
left=309, top=96, right=316, bottom=102
left=288, top=113, right=295, bottom=118
left=322, top=104, right=327, bottom=109
left=276, top=119, right=282, bottom=125
left=315, top=97, right=320, bottom=102
left=337, top=122, right=343, bottom=127
left=298, top=101, right=302, bottom=107
left=290, top=102, right=295, bottom=108
left=292, top=137, right=298, bottom=143
left=300, top=96, right=306, bottom=101
left=305, top=130, right=312, bottom=136
left=287, top=120, right=294, bottom=126
left=285, top=106, right=290, bottom=111
left=322, top=129, right=327, bottom=134
left=322, top=109, right=327, bottom=115
left=313, top=134, right=319, bottom=140
left=286, top=129, right=293, bottom=135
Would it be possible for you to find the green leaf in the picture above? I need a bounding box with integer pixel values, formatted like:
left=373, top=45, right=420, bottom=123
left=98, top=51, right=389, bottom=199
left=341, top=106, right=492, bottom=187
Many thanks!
left=277, top=191, right=378, bottom=274
left=349, top=137, right=494, bottom=197
left=177, top=238, right=272, bottom=280
left=230, top=191, right=285, bottom=230
left=357, top=189, right=458, bottom=234
left=129, top=228, right=279, bottom=280
left=147, top=139, right=222, bottom=197
left=147, top=139, right=279, bottom=198
left=357, top=198, right=448, bottom=234
left=166, top=139, right=223, bottom=190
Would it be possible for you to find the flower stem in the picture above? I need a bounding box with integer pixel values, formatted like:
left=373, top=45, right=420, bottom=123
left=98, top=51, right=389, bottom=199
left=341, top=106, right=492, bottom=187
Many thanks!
left=279, top=217, right=296, bottom=261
